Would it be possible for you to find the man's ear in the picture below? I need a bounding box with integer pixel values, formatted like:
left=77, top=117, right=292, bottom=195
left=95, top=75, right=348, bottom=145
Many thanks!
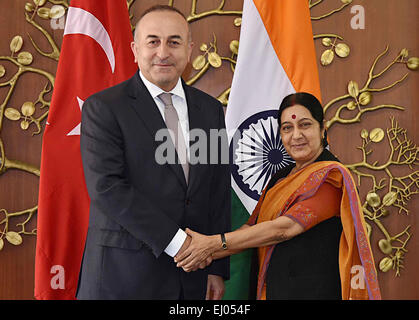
left=130, top=41, right=138, bottom=63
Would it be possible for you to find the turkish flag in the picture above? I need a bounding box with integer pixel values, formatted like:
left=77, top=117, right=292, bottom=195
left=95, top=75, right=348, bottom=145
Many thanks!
left=35, top=0, right=137, bottom=299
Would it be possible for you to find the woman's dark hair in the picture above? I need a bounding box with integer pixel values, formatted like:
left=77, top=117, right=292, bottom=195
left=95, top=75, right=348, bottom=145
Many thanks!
left=278, top=92, right=328, bottom=147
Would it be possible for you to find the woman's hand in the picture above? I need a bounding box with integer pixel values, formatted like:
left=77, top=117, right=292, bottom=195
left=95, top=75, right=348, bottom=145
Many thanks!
left=174, top=228, right=219, bottom=272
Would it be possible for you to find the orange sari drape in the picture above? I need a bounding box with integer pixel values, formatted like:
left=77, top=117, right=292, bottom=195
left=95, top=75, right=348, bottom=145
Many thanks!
left=247, top=161, right=381, bottom=300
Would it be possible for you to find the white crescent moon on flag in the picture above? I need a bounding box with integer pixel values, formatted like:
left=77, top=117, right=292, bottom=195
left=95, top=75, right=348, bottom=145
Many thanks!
left=66, top=96, right=84, bottom=136
left=64, top=7, right=115, bottom=73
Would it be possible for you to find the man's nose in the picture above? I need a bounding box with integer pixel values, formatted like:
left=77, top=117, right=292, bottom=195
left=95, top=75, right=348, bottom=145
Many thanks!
left=157, top=43, right=170, bottom=60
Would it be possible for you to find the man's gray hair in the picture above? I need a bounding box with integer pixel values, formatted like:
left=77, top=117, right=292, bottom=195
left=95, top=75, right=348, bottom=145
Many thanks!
left=133, top=5, right=192, bottom=42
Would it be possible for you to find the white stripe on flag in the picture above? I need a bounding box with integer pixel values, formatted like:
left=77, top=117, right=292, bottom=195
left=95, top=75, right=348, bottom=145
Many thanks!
left=226, top=0, right=296, bottom=214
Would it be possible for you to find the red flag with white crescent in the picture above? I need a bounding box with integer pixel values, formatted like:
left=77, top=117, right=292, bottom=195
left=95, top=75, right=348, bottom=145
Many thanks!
left=35, top=0, right=137, bottom=299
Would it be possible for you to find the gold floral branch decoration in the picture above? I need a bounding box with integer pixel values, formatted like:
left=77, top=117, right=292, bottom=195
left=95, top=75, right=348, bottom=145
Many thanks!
left=0, top=1, right=141, bottom=251
left=188, top=33, right=238, bottom=105
left=309, top=0, right=353, bottom=20
left=324, top=46, right=418, bottom=129
left=0, top=206, right=38, bottom=250
left=345, top=118, right=418, bottom=276
left=1, top=36, right=54, bottom=135
left=0, top=0, right=140, bottom=251
left=24, top=0, right=69, bottom=61
left=315, top=35, right=350, bottom=66
left=310, top=0, right=355, bottom=66
left=0, top=32, right=54, bottom=249
left=168, top=0, right=242, bottom=22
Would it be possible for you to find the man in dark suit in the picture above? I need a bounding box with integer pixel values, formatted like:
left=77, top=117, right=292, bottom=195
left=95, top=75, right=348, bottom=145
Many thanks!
left=76, top=5, right=230, bottom=299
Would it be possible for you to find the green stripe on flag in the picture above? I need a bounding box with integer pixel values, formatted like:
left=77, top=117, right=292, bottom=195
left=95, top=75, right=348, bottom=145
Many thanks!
left=223, top=189, right=253, bottom=300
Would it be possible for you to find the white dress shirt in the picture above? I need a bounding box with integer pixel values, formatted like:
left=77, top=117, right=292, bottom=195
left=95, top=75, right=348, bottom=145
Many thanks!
left=139, top=71, right=188, bottom=257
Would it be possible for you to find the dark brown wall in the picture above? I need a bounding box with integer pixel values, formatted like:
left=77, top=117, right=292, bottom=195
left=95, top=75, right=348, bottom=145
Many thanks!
left=0, top=0, right=417, bottom=299
left=312, top=0, right=418, bottom=299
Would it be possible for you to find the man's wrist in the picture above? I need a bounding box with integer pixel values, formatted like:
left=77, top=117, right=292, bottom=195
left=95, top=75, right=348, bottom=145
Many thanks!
left=164, top=229, right=187, bottom=257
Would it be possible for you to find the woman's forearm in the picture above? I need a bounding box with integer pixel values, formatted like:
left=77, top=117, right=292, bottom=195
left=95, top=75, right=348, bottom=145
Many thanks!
left=176, top=217, right=303, bottom=271
left=213, top=219, right=290, bottom=257
left=211, top=225, right=250, bottom=260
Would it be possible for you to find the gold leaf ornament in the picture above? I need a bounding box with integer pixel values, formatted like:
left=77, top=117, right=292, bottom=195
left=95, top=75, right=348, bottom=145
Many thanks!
left=322, top=37, right=332, bottom=46
left=321, top=49, right=334, bottom=66
left=5, top=231, right=23, bottom=245
left=0, top=65, right=5, bottom=78
left=192, top=55, right=206, bottom=70
left=347, top=80, right=359, bottom=98
left=21, top=121, right=30, bottom=130
left=407, top=57, right=419, bottom=71
left=229, top=40, right=239, bottom=55
left=21, top=102, right=35, bottom=117
left=234, top=18, right=242, bottom=27
left=346, top=101, right=356, bottom=110
left=0, top=238, right=4, bottom=251
left=335, top=43, right=350, bottom=58
left=358, top=91, right=371, bottom=105
left=25, top=2, right=35, bottom=12
left=199, top=43, right=208, bottom=52
left=379, top=257, right=393, bottom=272
left=208, top=52, right=222, bottom=68
left=381, top=208, right=390, bottom=217
left=382, top=191, right=397, bottom=207
left=400, top=48, right=409, bottom=58
left=5, top=108, right=21, bottom=121
left=369, top=128, right=385, bottom=143
left=360, top=129, right=369, bottom=139
left=10, top=35, right=23, bottom=54
left=366, top=192, right=381, bottom=208
left=17, top=52, right=33, bottom=66
left=33, top=0, right=47, bottom=6
left=37, top=7, right=51, bottom=19
left=378, top=239, right=393, bottom=254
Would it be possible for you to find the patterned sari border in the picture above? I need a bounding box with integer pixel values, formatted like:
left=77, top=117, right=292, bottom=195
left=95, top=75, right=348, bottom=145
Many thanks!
left=256, top=163, right=381, bottom=300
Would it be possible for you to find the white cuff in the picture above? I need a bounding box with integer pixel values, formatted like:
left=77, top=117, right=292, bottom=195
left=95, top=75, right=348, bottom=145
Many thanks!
left=164, top=229, right=187, bottom=257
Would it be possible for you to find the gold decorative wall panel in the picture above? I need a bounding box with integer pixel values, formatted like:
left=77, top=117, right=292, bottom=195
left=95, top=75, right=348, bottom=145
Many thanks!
left=0, top=0, right=417, bottom=299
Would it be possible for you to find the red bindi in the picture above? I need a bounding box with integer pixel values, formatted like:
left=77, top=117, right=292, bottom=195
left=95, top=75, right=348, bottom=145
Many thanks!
left=291, top=114, right=296, bottom=119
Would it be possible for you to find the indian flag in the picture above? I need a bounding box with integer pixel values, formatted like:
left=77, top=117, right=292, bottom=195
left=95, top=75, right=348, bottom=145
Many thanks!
left=223, top=0, right=321, bottom=299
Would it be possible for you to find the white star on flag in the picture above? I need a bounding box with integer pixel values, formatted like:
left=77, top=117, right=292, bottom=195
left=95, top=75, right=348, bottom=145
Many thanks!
left=67, top=96, right=84, bottom=136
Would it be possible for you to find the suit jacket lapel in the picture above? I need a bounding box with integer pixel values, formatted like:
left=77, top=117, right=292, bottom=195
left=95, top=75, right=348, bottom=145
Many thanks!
left=127, top=72, right=187, bottom=190
left=183, top=80, right=208, bottom=191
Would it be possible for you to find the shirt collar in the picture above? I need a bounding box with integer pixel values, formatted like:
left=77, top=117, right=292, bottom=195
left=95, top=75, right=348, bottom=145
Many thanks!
left=139, top=70, right=186, bottom=101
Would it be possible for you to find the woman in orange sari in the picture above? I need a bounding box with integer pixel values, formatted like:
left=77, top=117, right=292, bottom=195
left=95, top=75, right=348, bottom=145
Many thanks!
left=175, top=92, right=381, bottom=300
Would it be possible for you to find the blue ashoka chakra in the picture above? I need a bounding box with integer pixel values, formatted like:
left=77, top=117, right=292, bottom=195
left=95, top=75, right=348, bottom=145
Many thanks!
left=230, top=109, right=294, bottom=201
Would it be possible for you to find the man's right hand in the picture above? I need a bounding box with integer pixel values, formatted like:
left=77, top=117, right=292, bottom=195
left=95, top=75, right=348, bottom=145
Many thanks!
left=175, top=234, right=212, bottom=271
left=176, top=234, right=192, bottom=258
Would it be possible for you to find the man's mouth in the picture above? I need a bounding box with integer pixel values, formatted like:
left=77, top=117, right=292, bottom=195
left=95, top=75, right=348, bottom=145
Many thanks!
left=153, top=62, right=173, bottom=67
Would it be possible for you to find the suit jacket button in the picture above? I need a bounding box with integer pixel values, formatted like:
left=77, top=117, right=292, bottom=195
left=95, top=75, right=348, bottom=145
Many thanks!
left=185, top=199, right=190, bottom=205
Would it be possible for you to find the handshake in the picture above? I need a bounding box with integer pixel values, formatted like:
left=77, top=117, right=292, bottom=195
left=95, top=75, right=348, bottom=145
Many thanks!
left=174, top=228, right=222, bottom=272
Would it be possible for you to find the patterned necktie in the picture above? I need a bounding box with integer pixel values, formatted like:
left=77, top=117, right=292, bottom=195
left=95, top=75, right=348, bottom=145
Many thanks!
left=158, top=92, right=189, bottom=183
